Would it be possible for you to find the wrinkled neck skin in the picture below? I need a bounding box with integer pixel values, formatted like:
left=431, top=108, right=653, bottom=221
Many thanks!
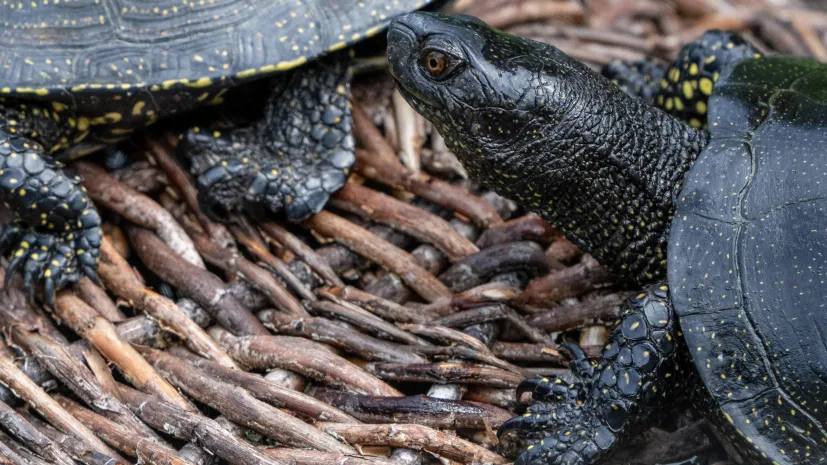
left=415, top=54, right=709, bottom=283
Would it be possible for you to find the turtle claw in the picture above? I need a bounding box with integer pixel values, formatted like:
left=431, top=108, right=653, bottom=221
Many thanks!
left=0, top=221, right=100, bottom=307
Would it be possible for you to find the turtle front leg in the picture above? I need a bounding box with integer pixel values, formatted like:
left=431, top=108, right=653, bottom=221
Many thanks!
left=601, top=58, right=667, bottom=103
left=182, top=51, right=355, bottom=222
left=0, top=104, right=101, bottom=305
left=498, top=283, right=691, bottom=465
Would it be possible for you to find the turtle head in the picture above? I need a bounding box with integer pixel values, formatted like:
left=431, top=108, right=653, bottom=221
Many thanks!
left=389, top=13, right=708, bottom=284
left=387, top=12, right=589, bottom=181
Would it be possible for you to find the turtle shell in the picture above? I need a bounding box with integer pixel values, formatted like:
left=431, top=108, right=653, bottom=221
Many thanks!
left=668, top=56, right=827, bottom=464
left=0, top=0, right=432, bottom=95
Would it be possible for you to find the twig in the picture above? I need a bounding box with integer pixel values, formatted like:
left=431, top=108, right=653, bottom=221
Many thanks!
left=128, top=226, right=269, bottom=336
left=305, top=211, right=451, bottom=302
left=318, top=286, right=428, bottom=324
left=56, top=395, right=195, bottom=465
left=310, top=388, right=513, bottom=429
left=516, top=255, right=614, bottom=309
left=75, top=277, right=126, bottom=322
left=475, top=215, right=558, bottom=249
left=211, top=328, right=402, bottom=396
left=0, top=400, right=74, bottom=465
left=260, top=222, right=345, bottom=287
left=365, top=362, right=526, bottom=388
left=138, top=347, right=355, bottom=454
left=310, top=300, right=428, bottom=346
left=117, top=384, right=288, bottom=465
left=317, top=423, right=508, bottom=464
left=330, top=182, right=479, bottom=262
left=0, top=346, right=121, bottom=459
left=259, top=310, right=426, bottom=363
left=98, top=238, right=238, bottom=368
left=439, top=241, right=549, bottom=293
left=74, top=161, right=204, bottom=268
left=54, top=291, right=195, bottom=412
left=168, top=346, right=357, bottom=423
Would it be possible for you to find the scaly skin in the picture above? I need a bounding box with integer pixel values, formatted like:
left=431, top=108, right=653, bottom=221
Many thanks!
left=387, top=13, right=766, bottom=465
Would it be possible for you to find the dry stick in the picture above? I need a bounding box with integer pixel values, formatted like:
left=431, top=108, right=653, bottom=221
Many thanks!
left=9, top=327, right=162, bottom=443
left=56, top=395, right=195, bottom=465
left=75, top=277, right=126, bottom=322
left=54, top=291, right=195, bottom=412
left=412, top=344, right=530, bottom=376
left=0, top=434, right=40, bottom=465
left=23, top=412, right=131, bottom=465
left=317, top=423, right=508, bottom=465
left=305, top=211, right=451, bottom=302
left=398, top=324, right=492, bottom=355
left=139, top=347, right=355, bottom=454
left=319, top=286, right=427, bottom=323
left=475, top=215, right=559, bottom=249
left=74, top=161, right=204, bottom=268
left=211, top=328, right=402, bottom=396
left=365, top=362, right=525, bottom=389
left=490, top=342, right=563, bottom=364
left=310, top=387, right=513, bottom=429
left=145, top=136, right=234, bottom=247
left=167, top=346, right=357, bottom=423
left=0, top=349, right=121, bottom=459
left=523, top=293, right=628, bottom=333
left=0, top=400, right=74, bottom=465
left=330, top=182, right=479, bottom=262
left=451, top=0, right=584, bottom=29
left=129, top=226, right=269, bottom=336
left=117, top=384, right=288, bottom=465
left=259, top=310, right=426, bottom=363
left=98, top=238, right=238, bottom=368
left=259, top=221, right=345, bottom=287
left=439, top=241, right=550, bottom=293
left=352, top=104, right=503, bottom=228
left=310, top=300, right=428, bottom=346
left=262, top=448, right=397, bottom=465
left=231, top=221, right=316, bottom=302
left=186, top=229, right=306, bottom=316
left=516, top=255, right=614, bottom=310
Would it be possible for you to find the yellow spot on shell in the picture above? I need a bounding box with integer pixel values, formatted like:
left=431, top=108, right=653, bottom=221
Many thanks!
left=699, top=78, right=713, bottom=96
left=132, top=101, right=146, bottom=116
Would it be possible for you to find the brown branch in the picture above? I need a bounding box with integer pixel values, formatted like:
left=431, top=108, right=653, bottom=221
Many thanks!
left=145, top=137, right=234, bottom=248
left=0, top=347, right=121, bottom=459
left=0, top=400, right=74, bottom=465
left=75, top=277, right=126, bottom=322
left=310, top=388, right=513, bottom=429
left=138, top=347, right=354, bottom=454
left=168, top=346, right=357, bottom=423
left=490, top=342, right=563, bottom=364
left=231, top=220, right=316, bottom=302
left=318, top=286, right=428, bottom=324
left=523, top=292, right=628, bottom=333
left=398, top=323, right=492, bottom=354
left=211, top=329, right=402, bottom=396
left=262, top=448, right=398, bottom=465
left=330, top=182, right=479, bottom=262
left=117, top=384, right=288, bottom=465
left=98, top=238, right=237, bottom=368
left=186, top=228, right=306, bottom=316
left=74, top=161, right=204, bottom=268
left=365, top=362, right=526, bottom=389
left=259, top=221, right=345, bottom=287
left=56, top=395, right=194, bottom=465
left=317, top=423, right=508, bottom=464
left=9, top=326, right=161, bottom=443
left=128, top=226, right=269, bottom=336
left=352, top=104, right=503, bottom=228
left=310, top=300, right=428, bottom=346
left=475, top=215, right=559, bottom=249
left=516, top=255, right=614, bottom=310
left=54, top=291, right=195, bottom=412
left=439, top=241, right=549, bottom=293
left=259, top=310, right=426, bottom=363
left=305, top=211, right=451, bottom=302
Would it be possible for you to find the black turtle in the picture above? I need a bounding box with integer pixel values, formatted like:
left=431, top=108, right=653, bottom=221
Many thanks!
left=388, top=12, right=827, bottom=465
left=0, top=0, right=439, bottom=304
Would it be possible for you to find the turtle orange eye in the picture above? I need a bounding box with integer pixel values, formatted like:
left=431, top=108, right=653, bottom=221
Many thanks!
left=424, top=51, right=448, bottom=76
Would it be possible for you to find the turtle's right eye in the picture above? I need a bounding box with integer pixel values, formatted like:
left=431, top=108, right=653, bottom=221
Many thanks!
left=423, top=51, right=448, bottom=76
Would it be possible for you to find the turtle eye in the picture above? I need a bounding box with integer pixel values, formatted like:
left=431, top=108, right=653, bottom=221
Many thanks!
left=423, top=51, right=448, bottom=76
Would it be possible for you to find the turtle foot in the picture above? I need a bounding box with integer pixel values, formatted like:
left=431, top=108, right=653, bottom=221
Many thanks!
left=1, top=220, right=101, bottom=307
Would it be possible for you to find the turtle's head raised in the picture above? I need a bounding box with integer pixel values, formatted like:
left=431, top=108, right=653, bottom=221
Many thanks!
left=387, top=12, right=590, bottom=178
left=388, top=13, right=709, bottom=284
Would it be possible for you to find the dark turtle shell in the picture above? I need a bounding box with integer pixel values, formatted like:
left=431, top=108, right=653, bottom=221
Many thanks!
left=0, top=0, right=432, bottom=95
left=668, top=56, right=827, bottom=464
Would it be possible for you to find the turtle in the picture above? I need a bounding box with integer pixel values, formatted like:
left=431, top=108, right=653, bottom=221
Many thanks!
left=387, top=11, right=827, bottom=465
left=0, top=0, right=439, bottom=305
